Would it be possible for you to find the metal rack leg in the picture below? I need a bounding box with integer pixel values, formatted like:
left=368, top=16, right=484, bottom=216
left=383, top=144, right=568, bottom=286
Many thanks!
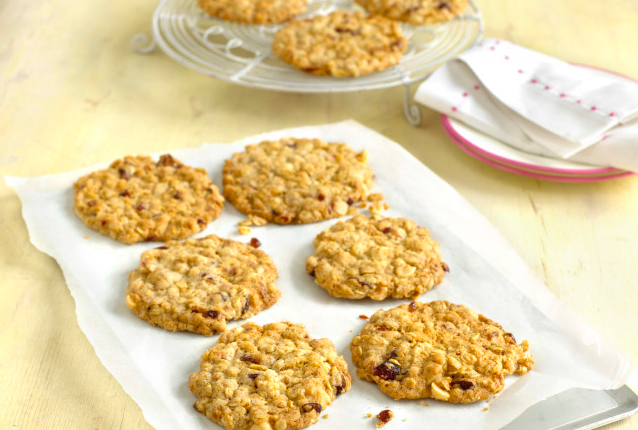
left=131, top=32, right=157, bottom=54
left=403, top=83, right=423, bottom=126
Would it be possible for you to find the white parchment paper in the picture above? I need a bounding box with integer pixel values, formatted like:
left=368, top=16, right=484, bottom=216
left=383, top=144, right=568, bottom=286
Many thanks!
left=7, top=120, right=637, bottom=430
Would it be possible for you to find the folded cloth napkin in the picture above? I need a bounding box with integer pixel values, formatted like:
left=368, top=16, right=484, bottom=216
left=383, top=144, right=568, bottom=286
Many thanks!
left=415, top=38, right=638, bottom=171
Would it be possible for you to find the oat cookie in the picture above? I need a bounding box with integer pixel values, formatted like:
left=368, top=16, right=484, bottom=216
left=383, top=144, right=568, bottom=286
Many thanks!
left=125, top=235, right=280, bottom=335
left=198, top=0, right=307, bottom=25
left=355, top=0, right=468, bottom=26
left=73, top=154, right=223, bottom=244
left=306, top=214, right=447, bottom=300
left=189, top=322, right=352, bottom=430
left=223, top=138, right=374, bottom=224
left=351, top=300, right=534, bottom=403
left=272, top=11, right=407, bottom=77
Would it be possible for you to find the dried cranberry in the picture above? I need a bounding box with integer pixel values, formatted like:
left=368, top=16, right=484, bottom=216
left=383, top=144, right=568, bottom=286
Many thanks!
left=228, top=267, right=237, bottom=276
left=308, top=269, right=316, bottom=278
left=438, top=1, right=451, bottom=10
left=145, top=235, right=157, bottom=241
left=118, top=168, right=131, bottom=179
left=391, top=40, right=403, bottom=48
left=504, top=332, right=517, bottom=343
left=87, top=200, right=97, bottom=207
left=451, top=380, right=474, bottom=390
left=346, top=197, right=354, bottom=205
left=158, top=154, right=178, bottom=167
left=300, top=403, right=322, bottom=413
left=376, top=326, right=388, bottom=331
left=119, top=190, right=131, bottom=197
left=373, top=361, right=400, bottom=380
left=242, top=299, right=250, bottom=314
left=197, top=218, right=206, bottom=226
left=247, top=373, right=259, bottom=381
left=387, top=350, right=398, bottom=359
left=302, top=68, right=318, bottom=73
left=241, top=355, right=258, bottom=364
left=382, top=227, right=392, bottom=234
left=377, top=410, right=393, bottom=424
left=100, top=220, right=107, bottom=226
left=317, top=194, right=325, bottom=201
left=173, top=192, right=182, bottom=200
left=156, top=246, right=168, bottom=250
left=136, top=203, right=147, bottom=211
left=359, top=314, right=369, bottom=320
left=442, top=263, right=450, bottom=273
left=206, top=310, right=220, bottom=319
left=408, top=301, right=417, bottom=312
left=335, top=374, right=346, bottom=395
left=335, top=28, right=359, bottom=36
left=250, top=238, right=261, bottom=248
left=280, top=216, right=290, bottom=223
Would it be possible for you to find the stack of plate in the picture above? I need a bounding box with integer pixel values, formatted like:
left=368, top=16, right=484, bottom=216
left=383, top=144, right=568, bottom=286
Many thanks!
left=441, top=115, right=634, bottom=182
left=439, top=65, right=636, bottom=182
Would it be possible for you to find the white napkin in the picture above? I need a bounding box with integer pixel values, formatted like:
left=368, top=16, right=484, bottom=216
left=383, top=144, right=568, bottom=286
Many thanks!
left=415, top=38, right=638, bottom=171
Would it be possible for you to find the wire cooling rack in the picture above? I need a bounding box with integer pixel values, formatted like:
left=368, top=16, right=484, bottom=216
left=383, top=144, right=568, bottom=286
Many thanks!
left=132, top=0, right=483, bottom=124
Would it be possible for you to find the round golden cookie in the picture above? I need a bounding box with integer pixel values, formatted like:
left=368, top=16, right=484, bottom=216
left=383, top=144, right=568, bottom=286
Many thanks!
left=272, top=11, right=407, bottom=77
left=306, top=214, right=448, bottom=300
left=125, top=234, right=280, bottom=335
left=355, top=0, right=468, bottom=26
left=222, top=138, right=374, bottom=225
left=189, top=322, right=352, bottom=430
left=198, top=0, right=307, bottom=25
left=351, top=300, right=534, bottom=403
left=73, top=154, right=224, bottom=244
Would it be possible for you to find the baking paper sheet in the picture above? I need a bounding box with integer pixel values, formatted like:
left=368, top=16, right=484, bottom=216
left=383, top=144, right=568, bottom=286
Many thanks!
left=7, top=120, right=637, bottom=430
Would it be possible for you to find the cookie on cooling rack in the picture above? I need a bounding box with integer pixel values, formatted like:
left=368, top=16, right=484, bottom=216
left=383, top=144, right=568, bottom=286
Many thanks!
left=198, top=0, right=307, bottom=25
left=306, top=214, right=448, bottom=300
left=355, top=0, right=468, bottom=26
left=272, top=10, right=407, bottom=77
left=189, top=322, right=352, bottom=430
left=73, top=154, right=223, bottom=244
left=351, top=300, right=534, bottom=403
left=125, top=234, right=280, bottom=335
left=222, top=137, right=375, bottom=224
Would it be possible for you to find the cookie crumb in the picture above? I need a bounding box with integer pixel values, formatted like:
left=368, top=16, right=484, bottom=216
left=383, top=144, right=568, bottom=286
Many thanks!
left=84, top=235, right=90, bottom=239
left=419, top=401, right=424, bottom=406
left=358, top=314, right=369, bottom=320
left=367, top=193, right=385, bottom=202
left=483, top=407, right=489, bottom=411
left=366, top=413, right=373, bottom=418
left=238, top=225, right=251, bottom=235
left=322, top=414, right=329, bottom=419
left=376, top=409, right=394, bottom=427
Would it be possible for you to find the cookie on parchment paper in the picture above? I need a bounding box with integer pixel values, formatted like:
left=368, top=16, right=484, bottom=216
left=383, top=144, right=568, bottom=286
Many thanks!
left=306, top=214, right=448, bottom=300
left=73, top=154, right=223, bottom=244
left=350, top=300, right=534, bottom=403
left=355, top=0, right=468, bottom=26
left=272, top=11, right=407, bottom=77
left=189, top=322, right=352, bottom=430
left=222, top=138, right=374, bottom=225
left=125, top=234, right=280, bottom=335
left=198, top=0, right=307, bottom=25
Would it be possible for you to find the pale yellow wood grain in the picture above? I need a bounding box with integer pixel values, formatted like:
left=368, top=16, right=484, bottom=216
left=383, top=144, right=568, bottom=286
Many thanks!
left=1, top=0, right=637, bottom=428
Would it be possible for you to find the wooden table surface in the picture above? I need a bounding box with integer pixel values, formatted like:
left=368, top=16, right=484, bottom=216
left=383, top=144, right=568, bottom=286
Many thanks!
left=2, top=0, right=638, bottom=429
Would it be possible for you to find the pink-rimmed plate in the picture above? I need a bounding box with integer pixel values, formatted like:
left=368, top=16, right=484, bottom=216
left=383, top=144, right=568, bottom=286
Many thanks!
left=439, top=64, right=637, bottom=182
